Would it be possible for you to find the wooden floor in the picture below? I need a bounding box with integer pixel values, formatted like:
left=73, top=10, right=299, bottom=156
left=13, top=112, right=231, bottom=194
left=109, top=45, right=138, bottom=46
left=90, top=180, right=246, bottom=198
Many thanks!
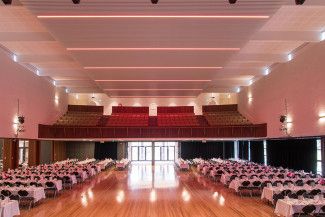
left=20, top=162, right=277, bottom=217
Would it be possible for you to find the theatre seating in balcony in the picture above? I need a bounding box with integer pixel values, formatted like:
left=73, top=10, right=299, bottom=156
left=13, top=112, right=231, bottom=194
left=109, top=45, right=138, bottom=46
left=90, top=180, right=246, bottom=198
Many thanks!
left=54, top=111, right=102, bottom=126
left=203, top=111, right=251, bottom=126
left=106, top=114, right=149, bottom=127
left=157, top=114, right=199, bottom=126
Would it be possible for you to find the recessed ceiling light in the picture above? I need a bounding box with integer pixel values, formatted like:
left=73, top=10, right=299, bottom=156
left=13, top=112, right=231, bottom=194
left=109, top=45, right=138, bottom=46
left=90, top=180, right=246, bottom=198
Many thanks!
left=248, top=80, right=253, bottom=86
left=37, top=15, right=269, bottom=19
left=287, top=53, right=293, bottom=61
left=236, top=87, right=241, bottom=93
left=36, top=70, right=40, bottom=76
left=67, top=47, right=240, bottom=51
left=53, top=80, right=56, bottom=86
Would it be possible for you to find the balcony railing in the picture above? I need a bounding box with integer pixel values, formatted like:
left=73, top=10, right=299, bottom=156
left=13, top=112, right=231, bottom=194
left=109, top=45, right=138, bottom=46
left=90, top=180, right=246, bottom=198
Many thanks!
left=38, top=124, right=267, bottom=139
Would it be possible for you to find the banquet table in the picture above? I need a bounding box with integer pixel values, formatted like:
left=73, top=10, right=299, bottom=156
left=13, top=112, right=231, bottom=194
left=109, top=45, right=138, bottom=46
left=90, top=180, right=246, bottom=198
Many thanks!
left=0, top=179, right=63, bottom=192
left=76, top=159, right=96, bottom=165
left=229, top=178, right=318, bottom=192
left=261, top=184, right=325, bottom=203
left=0, top=187, right=45, bottom=203
left=275, top=198, right=325, bottom=217
left=0, top=200, right=20, bottom=217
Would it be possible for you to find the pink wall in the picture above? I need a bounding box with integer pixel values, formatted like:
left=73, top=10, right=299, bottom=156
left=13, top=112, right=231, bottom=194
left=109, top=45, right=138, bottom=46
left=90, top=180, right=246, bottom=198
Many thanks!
left=238, top=42, right=325, bottom=138
left=0, top=50, right=68, bottom=139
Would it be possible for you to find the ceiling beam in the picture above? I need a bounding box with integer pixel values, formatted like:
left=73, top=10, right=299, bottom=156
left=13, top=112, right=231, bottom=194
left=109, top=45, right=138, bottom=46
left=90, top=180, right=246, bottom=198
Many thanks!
left=252, top=31, right=321, bottom=42
left=18, top=54, right=73, bottom=63
left=232, top=53, right=287, bottom=62
left=0, top=32, right=54, bottom=42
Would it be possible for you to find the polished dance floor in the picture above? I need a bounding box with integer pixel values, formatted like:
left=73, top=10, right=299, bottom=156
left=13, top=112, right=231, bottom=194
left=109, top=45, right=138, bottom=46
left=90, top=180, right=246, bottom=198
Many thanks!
left=21, top=162, right=277, bottom=217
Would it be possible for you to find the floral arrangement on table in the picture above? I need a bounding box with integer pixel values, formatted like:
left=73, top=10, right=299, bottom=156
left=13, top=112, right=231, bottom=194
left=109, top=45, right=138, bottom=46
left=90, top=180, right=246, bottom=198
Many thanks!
left=319, top=178, right=325, bottom=185
left=287, top=172, right=295, bottom=178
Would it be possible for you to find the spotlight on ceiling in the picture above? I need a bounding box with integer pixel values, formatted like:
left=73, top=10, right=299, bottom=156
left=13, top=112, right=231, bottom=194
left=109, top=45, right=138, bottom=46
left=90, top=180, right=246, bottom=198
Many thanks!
left=151, top=0, right=158, bottom=4
left=228, top=0, right=237, bottom=4
left=295, top=0, right=305, bottom=5
left=72, top=0, right=80, bottom=4
left=2, top=0, right=12, bottom=4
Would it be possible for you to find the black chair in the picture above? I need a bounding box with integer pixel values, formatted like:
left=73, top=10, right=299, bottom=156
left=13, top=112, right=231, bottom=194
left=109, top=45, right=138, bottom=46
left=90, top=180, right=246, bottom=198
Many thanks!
left=63, top=176, right=73, bottom=190
left=306, top=180, right=316, bottom=186
left=29, top=182, right=38, bottom=187
left=277, top=174, right=285, bottom=179
left=288, top=192, right=298, bottom=199
left=272, top=181, right=283, bottom=187
left=1, top=190, right=12, bottom=197
left=281, top=189, right=292, bottom=196
left=272, top=193, right=284, bottom=206
left=251, top=181, right=262, bottom=196
left=296, top=189, right=307, bottom=197
left=9, top=194, right=20, bottom=201
left=297, top=205, right=316, bottom=217
left=307, top=189, right=322, bottom=199
left=45, top=181, right=58, bottom=198
left=18, top=190, right=34, bottom=210
left=283, top=180, right=293, bottom=186
left=229, top=175, right=237, bottom=183
left=261, top=181, right=272, bottom=189
left=239, top=175, right=247, bottom=179
left=73, top=172, right=82, bottom=183
left=238, top=181, right=251, bottom=197
left=295, top=180, right=304, bottom=187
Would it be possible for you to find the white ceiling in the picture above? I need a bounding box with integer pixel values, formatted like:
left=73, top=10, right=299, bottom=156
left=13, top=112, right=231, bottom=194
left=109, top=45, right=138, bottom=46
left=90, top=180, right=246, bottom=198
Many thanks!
left=0, top=0, right=325, bottom=97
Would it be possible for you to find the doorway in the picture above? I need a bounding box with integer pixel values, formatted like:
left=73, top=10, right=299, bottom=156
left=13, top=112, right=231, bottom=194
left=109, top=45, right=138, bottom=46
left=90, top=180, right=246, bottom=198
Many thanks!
left=128, top=141, right=177, bottom=162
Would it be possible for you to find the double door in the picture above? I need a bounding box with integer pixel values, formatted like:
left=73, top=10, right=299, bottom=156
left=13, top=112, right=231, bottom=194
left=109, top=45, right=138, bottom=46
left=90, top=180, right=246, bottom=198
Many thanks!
left=129, top=142, right=176, bottom=161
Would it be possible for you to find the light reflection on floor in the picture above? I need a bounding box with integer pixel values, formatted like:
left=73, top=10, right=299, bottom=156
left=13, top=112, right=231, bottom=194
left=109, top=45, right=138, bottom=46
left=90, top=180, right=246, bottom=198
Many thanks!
left=128, top=161, right=179, bottom=189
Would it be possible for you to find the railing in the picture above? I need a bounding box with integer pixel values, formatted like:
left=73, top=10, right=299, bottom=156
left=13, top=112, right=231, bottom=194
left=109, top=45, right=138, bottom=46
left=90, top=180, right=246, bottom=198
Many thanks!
left=38, top=124, right=267, bottom=139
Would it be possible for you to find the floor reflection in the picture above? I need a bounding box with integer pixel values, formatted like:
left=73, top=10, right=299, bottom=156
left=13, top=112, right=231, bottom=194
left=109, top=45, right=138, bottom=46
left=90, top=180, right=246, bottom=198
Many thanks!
left=128, top=161, right=179, bottom=189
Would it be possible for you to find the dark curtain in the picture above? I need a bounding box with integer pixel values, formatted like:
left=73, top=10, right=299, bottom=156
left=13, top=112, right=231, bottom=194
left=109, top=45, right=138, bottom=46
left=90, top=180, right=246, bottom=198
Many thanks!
left=267, top=138, right=317, bottom=173
left=250, top=140, right=264, bottom=164
left=224, top=141, right=234, bottom=159
left=239, top=141, right=249, bottom=160
left=180, top=141, right=224, bottom=159
left=94, top=142, right=118, bottom=160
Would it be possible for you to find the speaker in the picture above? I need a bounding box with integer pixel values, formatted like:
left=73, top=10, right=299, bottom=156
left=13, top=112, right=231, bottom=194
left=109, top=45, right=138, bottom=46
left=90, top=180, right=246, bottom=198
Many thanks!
left=18, top=116, right=25, bottom=124
left=151, top=0, right=158, bottom=4
left=295, top=0, right=305, bottom=5
left=228, top=0, right=237, bottom=4
left=72, top=0, right=80, bottom=4
left=280, top=115, right=287, bottom=123
left=2, top=0, right=12, bottom=4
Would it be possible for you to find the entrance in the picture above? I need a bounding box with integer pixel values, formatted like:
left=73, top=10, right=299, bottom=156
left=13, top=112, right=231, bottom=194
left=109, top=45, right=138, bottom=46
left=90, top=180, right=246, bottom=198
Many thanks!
left=128, top=141, right=177, bottom=162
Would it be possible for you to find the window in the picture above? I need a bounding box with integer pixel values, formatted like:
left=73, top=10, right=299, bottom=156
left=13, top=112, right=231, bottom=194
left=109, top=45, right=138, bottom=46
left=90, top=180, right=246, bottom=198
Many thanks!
left=317, top=139, right=322, bottom=175
left=18, top=140, right=29, bottom=166
left=234, top=141, right=239, bottom=159
left=248, top=141, right=251, bottom=161
left=263, top=140, right=267, bottom=166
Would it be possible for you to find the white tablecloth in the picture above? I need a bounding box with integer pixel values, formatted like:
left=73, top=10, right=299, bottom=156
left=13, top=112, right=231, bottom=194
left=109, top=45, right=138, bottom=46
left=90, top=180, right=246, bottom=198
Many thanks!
left=261, top=185, right=325, bottom=203
left=275, top=198, right=325, bottom=217
left=76, top=159, right=96, bottom=165
left=3, top=187, right=46, bottom=202
left=0, top=200, right=20, bottom=217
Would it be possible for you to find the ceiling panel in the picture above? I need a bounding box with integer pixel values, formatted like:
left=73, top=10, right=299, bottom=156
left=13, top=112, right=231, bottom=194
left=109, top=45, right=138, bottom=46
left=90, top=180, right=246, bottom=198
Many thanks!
left=1, top=0, right=325, bottom=97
